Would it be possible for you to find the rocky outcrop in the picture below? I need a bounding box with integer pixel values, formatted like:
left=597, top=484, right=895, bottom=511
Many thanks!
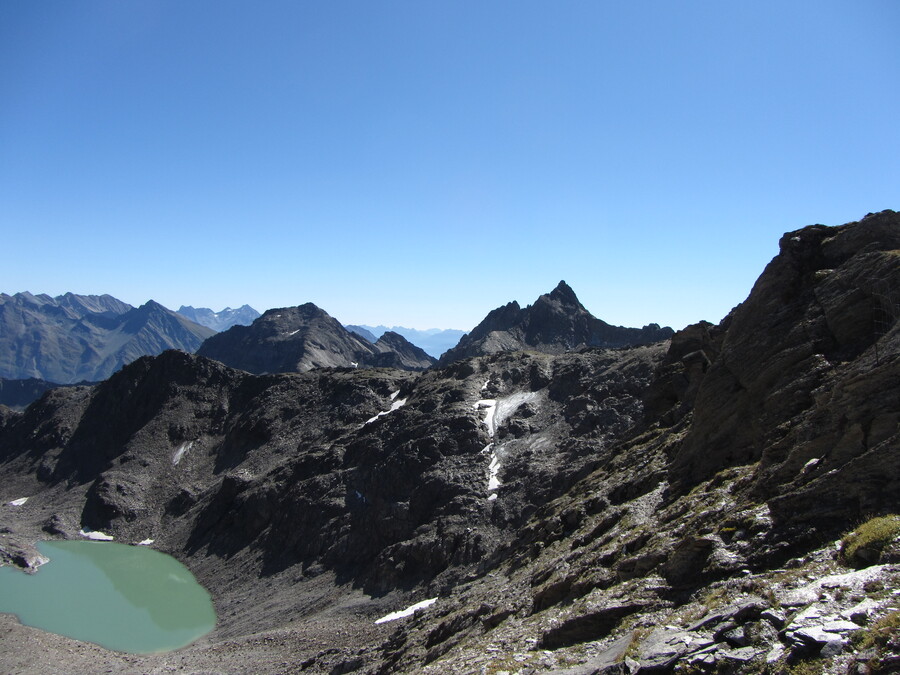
left=0, top=292, right=215, bottom=383
left=438, top=281, right=673, bottom=366
left=666, top=210, right=900, bottom=544
left=197, top=303, right=435, bottom=373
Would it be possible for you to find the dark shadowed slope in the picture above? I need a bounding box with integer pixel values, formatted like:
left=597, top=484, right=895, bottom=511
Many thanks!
left=438, top=280, right=673, bottom=366
left=197, top=303, right=436, bottom=374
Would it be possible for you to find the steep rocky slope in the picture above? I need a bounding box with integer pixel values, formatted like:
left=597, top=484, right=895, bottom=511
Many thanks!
left=0, top=211, right=898, bottom=675
left=438, top=281, right=674, bottom=366
left=197, top=303, right=436, bottom=373
left=0, top=293, right=215, bottom=383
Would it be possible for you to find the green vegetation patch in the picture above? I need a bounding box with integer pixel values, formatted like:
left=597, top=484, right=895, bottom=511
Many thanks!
left=850, top=610, right=900, bottom=652
left=840, top=515, right=900, bottom=567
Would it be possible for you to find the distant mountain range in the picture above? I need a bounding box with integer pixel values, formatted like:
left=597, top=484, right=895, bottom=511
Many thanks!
left=344, top=325, right=465, bottom=358
left=197, top=304, right=437, bottom=373
left=176, top=305, right=261, bottom=332
left=437, top=280, right=674, bottom=366
left=1, top=285, right=674, bottom=403
left=0, top=293, right=214, bottom=383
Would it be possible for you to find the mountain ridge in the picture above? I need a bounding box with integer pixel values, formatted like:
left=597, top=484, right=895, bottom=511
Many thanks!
left=438, top=280, right=674, bottom=365
left=196, top=303, right=436, bottom=373
left=0, top=292, right=214, bottom=383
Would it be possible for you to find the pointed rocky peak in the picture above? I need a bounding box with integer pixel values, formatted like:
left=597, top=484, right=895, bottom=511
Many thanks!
left=439, top=282, right=673, bottom=366
left=196, top=302, right=431, bottom=374
left=136, top=299, right=167, bottom=313
left=546, top=280, right=581, bottom=307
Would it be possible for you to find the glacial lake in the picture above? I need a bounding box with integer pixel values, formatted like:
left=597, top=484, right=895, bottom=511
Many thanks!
left=0, top=540, right=216, bottom=653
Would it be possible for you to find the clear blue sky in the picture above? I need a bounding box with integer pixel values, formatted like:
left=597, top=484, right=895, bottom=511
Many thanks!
left=2, top=2, right=898, bottom=331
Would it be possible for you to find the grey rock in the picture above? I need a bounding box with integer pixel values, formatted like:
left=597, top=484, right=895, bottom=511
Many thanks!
left=760, top=608, right=786, bottom=629
left=717, top=646, right=759, bottom=663
left=765, top=643, right=785, bottom=665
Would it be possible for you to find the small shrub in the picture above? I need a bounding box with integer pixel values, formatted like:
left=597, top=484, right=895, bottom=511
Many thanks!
left=851, top=610, right=900, bottom=651
left=787, top=659, right=824, bottom=675
left=840, top=515, right=900, bottom=567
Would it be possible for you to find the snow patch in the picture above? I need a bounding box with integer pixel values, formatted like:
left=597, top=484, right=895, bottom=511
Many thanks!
left=488, top=453, right=502, bottom=491
left=364, top=393, right=407, bottom=425
left=172, top=441, right=194, bottom=466
left=136, top=539, right=154, bottom=546
left=374, top=597, right=438, bottom=624
left=286, top=329, right=300, bottom=337
left=79, top=529, right=114, bottom=541
left=8, top=497, right=28, bottom=506
left=474, top=391, right=540, bottom=499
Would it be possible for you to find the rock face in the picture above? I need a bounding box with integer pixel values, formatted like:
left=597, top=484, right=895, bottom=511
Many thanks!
left=667, top=210, right=900, bottom=542
left=0, top=292, right=215, bottom=383
left=0, top=212, right=898, bottom=675
left=197, top=303, right=436, bottom=374
left=177, top=304, right=261, bottom=332
left=438, top=281, right=674, bottom=366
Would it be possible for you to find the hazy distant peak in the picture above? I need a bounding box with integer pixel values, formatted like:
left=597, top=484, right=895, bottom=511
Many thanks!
left=343, top=324, right=467, bottom=359
left=175, top=304, right=260, bottom=332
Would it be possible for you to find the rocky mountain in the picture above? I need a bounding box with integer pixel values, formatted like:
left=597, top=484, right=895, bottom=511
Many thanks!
left=346, top=325, right=468, bottom=359
left=438, top=281, right=674, bottom=366
left=177, top=304, right=261, bottom=332
left=197, top=303, right=436, bottom=373
left=0, top=293, right=215, bottom=383
left=0, top=211, right=898, bottom=675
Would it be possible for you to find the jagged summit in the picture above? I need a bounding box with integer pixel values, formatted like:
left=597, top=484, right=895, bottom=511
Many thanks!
left=438, top=280, right=673, bottom=365
left=197, top=303, right=435, bottom=373
left=545, top=279, right=580, bottom=306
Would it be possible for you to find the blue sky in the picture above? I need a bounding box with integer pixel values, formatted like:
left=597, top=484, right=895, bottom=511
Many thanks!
left=2, top=2, right=898, bottom=331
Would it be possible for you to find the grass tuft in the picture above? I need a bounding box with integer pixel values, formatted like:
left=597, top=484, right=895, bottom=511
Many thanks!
left=840, top=515, right=900, bottom=566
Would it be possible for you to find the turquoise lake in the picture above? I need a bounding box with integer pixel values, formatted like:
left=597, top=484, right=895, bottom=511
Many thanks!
left=0, top=540, right=216, bottom=653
